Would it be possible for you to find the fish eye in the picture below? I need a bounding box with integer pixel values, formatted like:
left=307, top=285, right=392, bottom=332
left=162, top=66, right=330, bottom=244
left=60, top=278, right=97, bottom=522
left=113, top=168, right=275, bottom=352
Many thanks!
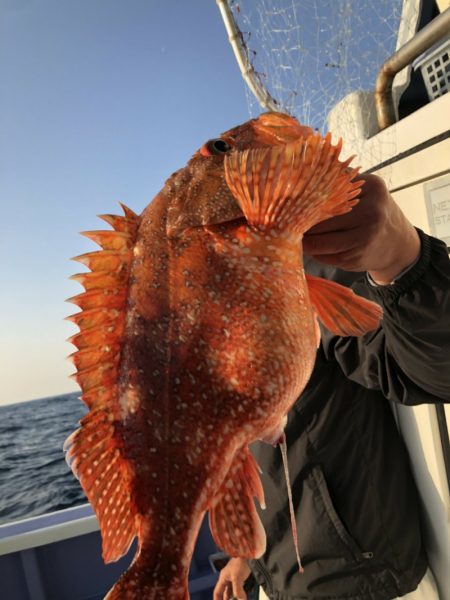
left=201, top=138, right=232, bottom=156
left=209, top=139, right=231, bottom=154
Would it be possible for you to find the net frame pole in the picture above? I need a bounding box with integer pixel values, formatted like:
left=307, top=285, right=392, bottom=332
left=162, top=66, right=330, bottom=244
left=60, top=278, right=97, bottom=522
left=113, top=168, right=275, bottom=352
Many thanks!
left=375, top=6, right=450, bottom=130
left=216, top=0, right=284, bottom=113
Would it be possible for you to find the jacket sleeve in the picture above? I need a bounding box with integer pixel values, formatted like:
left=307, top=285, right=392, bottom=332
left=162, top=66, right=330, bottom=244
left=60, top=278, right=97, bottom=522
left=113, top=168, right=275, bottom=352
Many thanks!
left=320, top=230, right=450, bottom=405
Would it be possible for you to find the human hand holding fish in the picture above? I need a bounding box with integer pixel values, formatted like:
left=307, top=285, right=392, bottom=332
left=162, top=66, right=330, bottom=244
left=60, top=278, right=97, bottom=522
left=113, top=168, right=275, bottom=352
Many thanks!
left=65, top=112, right=385, bottom=599
left=213, top=556, right=252, bottom=600
left=303, top=173, right=421, bottom=284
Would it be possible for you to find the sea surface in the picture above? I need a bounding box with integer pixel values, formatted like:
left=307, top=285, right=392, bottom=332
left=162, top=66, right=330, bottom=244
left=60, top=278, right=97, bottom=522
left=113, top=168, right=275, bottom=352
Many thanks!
left=0, top=393, right=88, bottom=525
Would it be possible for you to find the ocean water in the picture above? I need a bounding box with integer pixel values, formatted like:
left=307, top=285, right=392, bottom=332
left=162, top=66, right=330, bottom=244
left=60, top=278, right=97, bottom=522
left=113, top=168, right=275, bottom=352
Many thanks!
left=0, top=393, right=88, bottom=525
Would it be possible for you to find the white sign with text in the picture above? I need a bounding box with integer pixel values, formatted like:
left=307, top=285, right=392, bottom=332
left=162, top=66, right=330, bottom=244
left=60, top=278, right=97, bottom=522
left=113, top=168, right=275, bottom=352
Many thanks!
left=425, top=174, right=450, bottom=247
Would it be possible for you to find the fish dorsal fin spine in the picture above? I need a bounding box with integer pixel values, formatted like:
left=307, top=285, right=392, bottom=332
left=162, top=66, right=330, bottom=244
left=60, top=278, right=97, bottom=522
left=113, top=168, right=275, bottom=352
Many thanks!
left=224, top=133, right=361, bottom=236
left=65, top=204, right=141, bottom=562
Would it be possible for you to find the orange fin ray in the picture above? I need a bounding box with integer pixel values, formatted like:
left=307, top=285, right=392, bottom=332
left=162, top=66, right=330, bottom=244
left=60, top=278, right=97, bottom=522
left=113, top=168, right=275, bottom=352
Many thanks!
left=66, top=288, right=127, bottom=311
left=306, top=274, right=383, bottom=336
left=65, top=204, right=141, bottom=562
left=224, top=133, right=362, bottom=235
left=98, top=209, right=139, bottom=235
left=80, top=385, right=117, bottom=410
left=70, top=362, right=118, bottom=391
left=71, top=250, right=132, bottom=273
left=70, top=271, right=128, bottom=290
left=64, top=412, right=138, bottom=563
left=65, top=307, right=120, bottom=330
left=81, top=230, right=134, bottom=251
left=69, top=344, right=121, bottom=371
left=209, top=446, right=266, bottom=559
left=67, top=322, right=124, bottom=350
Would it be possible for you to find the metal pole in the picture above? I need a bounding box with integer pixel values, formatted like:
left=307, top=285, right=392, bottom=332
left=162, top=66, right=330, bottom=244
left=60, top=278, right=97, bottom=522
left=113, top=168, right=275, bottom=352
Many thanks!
left=216, top=0, right=284, bottom=113
left=375, top=7, right=450, bottom=130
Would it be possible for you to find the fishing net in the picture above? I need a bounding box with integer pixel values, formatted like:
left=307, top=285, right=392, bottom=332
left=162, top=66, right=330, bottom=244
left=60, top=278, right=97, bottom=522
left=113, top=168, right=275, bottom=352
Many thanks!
left=223, top=0, right=423, bottom=169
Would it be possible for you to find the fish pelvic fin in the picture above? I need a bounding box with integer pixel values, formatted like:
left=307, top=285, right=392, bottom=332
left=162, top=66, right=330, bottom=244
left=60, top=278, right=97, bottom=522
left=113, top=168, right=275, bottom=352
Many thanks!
left=65, top=204, right=141, bottom=562
left=209, top=446, right=266, bottom=559
left=224, top=133, right=362, bottom=236
left=306, top=274, right=383, bottom=336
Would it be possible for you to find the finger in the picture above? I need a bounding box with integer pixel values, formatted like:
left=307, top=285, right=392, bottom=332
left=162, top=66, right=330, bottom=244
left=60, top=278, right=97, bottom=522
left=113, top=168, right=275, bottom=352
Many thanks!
left=305, top=207, right=364, bottom=234
left=306, top=177, right=383, bottom=236
left=303, top=228, right=363, bottom=256
left=231, top=577, right=248, bottom=600
left=213, top=575, right=230, bottom=600
left=309, top=250, right=365, bottom=271
left=224, top=582, right=235, bottom=600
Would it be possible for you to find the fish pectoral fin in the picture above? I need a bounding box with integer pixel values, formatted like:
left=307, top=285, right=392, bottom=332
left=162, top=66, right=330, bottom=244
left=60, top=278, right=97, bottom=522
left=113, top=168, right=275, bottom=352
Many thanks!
left=64, top=409, right=139, bottom=563
left=306, top=274, right=383, bottom=336
left=224, top=134, right=362, bottom=235
left=209, top=446, right=266, bottom=559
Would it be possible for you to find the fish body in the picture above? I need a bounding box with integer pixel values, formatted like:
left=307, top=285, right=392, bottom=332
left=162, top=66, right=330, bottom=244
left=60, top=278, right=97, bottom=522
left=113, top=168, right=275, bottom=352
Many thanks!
left=66, top=113, right=382, bottom=599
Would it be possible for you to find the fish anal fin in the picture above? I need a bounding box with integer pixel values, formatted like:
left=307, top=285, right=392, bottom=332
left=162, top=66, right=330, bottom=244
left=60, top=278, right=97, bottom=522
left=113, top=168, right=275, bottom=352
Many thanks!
left=64, top=409, right=138, bottom=563
left=209, top=446, right=266, bottom=559
left=306, top=274, right=383, bottom=337
left=224, top=133, right=362, bottom=236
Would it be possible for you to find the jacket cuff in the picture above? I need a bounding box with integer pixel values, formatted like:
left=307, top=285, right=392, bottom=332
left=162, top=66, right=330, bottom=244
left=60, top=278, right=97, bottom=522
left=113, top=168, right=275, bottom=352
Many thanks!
left=365, top=228, right=432, bottom=301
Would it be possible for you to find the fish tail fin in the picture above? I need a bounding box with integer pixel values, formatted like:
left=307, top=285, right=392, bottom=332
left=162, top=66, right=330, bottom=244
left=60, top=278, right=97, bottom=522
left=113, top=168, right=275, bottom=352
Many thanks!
left=104, top=566, right=189, bottom=600
left=224, top=133, right=362, bottom=236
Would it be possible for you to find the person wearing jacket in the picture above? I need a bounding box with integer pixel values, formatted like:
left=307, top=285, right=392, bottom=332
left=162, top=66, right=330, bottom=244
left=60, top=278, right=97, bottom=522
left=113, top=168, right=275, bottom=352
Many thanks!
left=213, top=173, right=450, bottom=600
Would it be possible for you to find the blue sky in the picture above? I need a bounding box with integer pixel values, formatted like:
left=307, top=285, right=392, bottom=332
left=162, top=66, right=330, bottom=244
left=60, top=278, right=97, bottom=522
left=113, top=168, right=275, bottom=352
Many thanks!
left=0, top=0, right=251, bottom=405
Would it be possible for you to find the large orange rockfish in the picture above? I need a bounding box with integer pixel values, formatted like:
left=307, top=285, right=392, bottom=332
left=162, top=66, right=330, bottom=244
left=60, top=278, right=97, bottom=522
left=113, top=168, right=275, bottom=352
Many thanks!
left=65, top=112, right=382, bottom=599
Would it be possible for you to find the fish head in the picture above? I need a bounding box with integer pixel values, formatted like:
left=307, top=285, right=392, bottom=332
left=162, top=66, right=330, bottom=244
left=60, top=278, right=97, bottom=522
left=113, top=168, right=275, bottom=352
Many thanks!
left=166, top=112, right=312, bottom=236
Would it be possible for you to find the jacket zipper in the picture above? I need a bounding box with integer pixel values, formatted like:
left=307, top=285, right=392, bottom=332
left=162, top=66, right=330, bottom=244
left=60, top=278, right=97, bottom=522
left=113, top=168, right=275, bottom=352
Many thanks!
left=255, top=559, right=274, bottom=596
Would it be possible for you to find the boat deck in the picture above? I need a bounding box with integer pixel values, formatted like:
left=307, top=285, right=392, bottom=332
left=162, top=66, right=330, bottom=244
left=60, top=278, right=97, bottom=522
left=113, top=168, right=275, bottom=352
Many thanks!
left=0, top=504, right=221, bottom=599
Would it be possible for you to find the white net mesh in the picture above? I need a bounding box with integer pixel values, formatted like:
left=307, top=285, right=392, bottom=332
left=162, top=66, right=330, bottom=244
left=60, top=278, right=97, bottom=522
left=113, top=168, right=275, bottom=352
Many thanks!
left=229, top=0, right=426, bottom=147
left=229, top=0, right=407, bottom=131
left=225, top=0, right=422, bottom=171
